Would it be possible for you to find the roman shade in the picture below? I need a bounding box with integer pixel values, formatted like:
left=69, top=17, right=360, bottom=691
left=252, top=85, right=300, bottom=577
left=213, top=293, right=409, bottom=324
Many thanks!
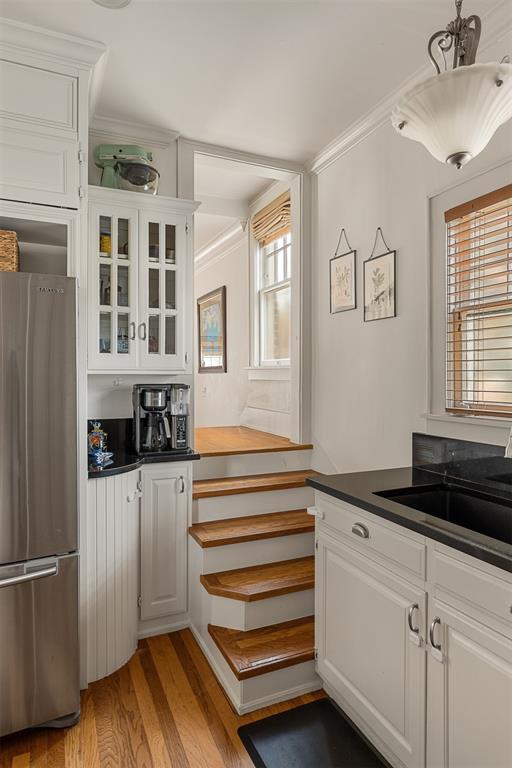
left=251, top=191, right=291, bottom=246
left=445, top=184, right=512, bottom=416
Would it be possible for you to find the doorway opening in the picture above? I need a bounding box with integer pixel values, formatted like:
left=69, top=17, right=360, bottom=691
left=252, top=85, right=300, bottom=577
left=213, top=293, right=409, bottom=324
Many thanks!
left=191, top=151, right=305, bottom=449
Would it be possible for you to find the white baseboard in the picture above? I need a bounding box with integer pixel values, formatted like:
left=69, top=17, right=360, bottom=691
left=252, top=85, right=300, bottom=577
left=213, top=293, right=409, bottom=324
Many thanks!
left=189, top=623, right=242, bottom=711
left=138, top=615, right=190, bottom=639
left=237, top=679, right=323, bottom=715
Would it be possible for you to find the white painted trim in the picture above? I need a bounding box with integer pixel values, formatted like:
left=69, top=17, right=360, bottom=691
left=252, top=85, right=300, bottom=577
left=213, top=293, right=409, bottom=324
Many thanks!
left=309, top=0, right=512, bottom=175
left=137, top=617, right=190, bottom=640
left=189, top=624, right=243, bottom=711
left=246, top=366, right=291, bottom=381
left=0, top=16, right=106, bottom=71
left=425, top=412, right=512, bottom=431
left=88, top=184, right=199, bottom=214
left=195, top=220, right=245, bottom=265
left=90, top=115, right=180, bottom=149
left=237, top=680, right=322, bottom=715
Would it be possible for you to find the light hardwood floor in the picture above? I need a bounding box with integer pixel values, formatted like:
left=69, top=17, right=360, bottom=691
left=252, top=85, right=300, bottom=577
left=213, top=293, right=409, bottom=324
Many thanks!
left=195, top=426, right=313, bottom=457
left=0, top=629, right=325, bottom=767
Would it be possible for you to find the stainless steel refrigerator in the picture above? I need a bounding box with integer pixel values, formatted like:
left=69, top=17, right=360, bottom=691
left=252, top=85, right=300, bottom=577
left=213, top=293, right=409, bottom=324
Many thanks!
left=0, top=272, right=79, bottom=737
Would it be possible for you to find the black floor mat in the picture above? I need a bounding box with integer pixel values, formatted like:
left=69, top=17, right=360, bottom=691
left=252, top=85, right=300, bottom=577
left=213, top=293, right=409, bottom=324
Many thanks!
left=238, top=698, right=390, bottom=768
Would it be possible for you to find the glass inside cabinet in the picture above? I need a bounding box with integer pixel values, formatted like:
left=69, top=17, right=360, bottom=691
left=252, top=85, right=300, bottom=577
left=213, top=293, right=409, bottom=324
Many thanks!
left=140, top=214, right=181, bottom=368
left=91, top=206, right=137, bottom=369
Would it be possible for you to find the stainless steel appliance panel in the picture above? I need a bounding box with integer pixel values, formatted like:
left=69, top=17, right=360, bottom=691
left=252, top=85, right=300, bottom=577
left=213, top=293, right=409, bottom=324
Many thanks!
left=0, top=554, right=79, bottom=736
left=0, top=273, right=77, bottom=564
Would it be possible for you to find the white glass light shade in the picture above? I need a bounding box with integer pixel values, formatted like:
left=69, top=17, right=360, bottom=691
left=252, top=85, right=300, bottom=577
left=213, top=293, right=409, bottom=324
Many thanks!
left=391, top=62, right=512, bottom=167
left=92, top=0, right=131, bottom=8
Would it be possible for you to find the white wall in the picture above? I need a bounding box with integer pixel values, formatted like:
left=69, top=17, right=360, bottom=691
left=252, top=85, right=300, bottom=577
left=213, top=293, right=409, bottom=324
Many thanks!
left=312, top=35, right=512, bottom=474
left=195, top=232, right=249, bottom=427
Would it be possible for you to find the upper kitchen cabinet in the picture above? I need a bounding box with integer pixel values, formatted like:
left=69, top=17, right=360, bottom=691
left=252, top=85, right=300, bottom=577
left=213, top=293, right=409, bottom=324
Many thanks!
left=0, top=18, right=105, bottom=208
left=87, top=187, right=199, bottom=373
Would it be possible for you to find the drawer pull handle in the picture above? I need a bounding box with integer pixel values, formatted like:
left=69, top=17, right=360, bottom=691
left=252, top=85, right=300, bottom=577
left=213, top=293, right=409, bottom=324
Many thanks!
left=408, top=603, right=420, bottom=634
left=429, top=617, right=442, bottom=650
left=351, top=523, right=369, bottom=539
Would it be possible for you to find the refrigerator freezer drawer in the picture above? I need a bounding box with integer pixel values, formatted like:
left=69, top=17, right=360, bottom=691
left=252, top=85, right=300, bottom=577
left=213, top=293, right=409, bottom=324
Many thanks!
left=0, top=554, right=79, bottom=737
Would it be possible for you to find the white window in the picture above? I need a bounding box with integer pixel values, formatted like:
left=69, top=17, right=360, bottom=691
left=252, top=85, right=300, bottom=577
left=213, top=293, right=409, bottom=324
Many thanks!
left=258, top=231, right=291, bottom=364
left=446, top=185, right=512, bottom=416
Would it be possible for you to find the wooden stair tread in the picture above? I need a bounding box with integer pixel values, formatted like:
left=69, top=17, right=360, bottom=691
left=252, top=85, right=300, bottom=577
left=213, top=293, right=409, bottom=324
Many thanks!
left=195, top=426, right=313, bottom=457
left=200, top=556, right=315, bottom=601
left=193, top=469, right=318, bottom=500
left=188, top=509, right=314, bottom=548
left=208, top=616, right=315, bottom=680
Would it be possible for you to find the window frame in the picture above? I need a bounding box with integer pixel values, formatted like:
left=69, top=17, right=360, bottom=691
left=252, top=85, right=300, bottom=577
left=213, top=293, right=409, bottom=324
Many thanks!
left=257, top=230, right=292, bottom=367
left=445, top=186, right=512, bottom=418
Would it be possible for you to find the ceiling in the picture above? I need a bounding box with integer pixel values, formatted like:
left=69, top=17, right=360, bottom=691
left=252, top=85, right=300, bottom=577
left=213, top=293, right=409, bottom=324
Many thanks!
left=1, top=0, right=502, bottom=162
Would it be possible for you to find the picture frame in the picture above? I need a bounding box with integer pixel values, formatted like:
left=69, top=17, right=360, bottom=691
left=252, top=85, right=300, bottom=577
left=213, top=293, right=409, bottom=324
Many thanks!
left=330, top=249, right=356, bottom=313
left=363, top=250, right=396, bottom=322
left=197, top=285, right=227, bottom=373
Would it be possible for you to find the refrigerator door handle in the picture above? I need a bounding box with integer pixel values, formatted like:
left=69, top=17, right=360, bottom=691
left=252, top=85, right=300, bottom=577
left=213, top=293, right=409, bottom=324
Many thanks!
left=0, top=564, right=57, bottom=590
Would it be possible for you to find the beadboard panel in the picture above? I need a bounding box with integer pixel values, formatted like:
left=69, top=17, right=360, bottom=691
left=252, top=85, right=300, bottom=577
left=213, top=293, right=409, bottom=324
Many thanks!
left=86, top=471, right=139, bottom=684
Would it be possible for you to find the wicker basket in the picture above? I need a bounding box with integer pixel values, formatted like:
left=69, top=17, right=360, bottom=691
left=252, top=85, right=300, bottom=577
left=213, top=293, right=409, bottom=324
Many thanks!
left=0, top=230, right=19, bottom=272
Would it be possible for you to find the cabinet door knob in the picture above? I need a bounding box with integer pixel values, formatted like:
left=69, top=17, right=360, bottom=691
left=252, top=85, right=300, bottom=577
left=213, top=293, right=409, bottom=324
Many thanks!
left=138, top=322, right=147, bottom=341
left=351, top=522, right=369, bottom=539
left=177, top=475, right=185, bottom=494
left=129, top=321, right=136, bottom=340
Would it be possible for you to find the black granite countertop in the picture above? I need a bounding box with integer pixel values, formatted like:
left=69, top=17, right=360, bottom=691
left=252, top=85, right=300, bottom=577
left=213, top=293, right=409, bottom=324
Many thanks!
left=307, top=462, right=512, bottom=572
left=88, top=418, right=200, bottom=479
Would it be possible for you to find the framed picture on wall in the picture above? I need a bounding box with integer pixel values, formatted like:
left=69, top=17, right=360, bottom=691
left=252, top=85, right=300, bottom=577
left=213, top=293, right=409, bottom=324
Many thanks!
left=330, top=249, right=356, bottom=313
left=363, top=250, right=396, bottom=322
left=197, top=285, right=227, bottom=372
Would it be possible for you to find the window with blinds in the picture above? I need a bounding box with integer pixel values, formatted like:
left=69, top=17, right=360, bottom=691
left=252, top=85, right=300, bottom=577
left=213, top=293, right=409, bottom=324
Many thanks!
left=445, top=184, right=512, bottom=416
left=251, top=191, right=292, bottom=364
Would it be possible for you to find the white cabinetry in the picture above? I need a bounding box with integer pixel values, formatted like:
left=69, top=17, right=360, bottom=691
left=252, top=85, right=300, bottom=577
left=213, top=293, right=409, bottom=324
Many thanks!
left=86, top=471, right=139, bottom=684
left=88, top=188, right=198, bottom=373
left=313, top=492, right=512, bottom=768
left=315, top=499, right=426, bottom=768
left=0, top=20, right=104, bottom=208
left=140, top=463, right=191, bottom=620
left=426, top=543, right=512, bottom=768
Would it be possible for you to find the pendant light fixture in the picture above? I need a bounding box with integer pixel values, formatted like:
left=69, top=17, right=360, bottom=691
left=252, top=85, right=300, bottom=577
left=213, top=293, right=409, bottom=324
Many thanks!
left=391, top=0, right=512, bottom=169
left=92, top=0, right=132, bottom=8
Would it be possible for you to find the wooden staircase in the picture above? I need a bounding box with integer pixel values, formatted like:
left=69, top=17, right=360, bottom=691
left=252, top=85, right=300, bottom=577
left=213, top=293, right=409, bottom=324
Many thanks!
left=189, top=428, right=321, bottom=714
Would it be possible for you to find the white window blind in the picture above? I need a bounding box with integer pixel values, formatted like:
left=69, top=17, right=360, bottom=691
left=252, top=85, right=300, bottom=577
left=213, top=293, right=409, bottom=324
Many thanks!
left=445, top=184, right=512, bottom=416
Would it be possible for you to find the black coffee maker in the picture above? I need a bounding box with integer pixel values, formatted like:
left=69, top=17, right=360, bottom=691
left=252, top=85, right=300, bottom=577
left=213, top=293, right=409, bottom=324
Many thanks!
left=133, top=384, right=190, bottom=454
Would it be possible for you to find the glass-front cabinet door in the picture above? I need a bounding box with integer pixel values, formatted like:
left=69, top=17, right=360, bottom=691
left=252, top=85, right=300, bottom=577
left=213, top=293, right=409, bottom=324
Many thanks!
left=138, top=210, right=186, bottom=371
left=88, top=203, right=138, bottom=369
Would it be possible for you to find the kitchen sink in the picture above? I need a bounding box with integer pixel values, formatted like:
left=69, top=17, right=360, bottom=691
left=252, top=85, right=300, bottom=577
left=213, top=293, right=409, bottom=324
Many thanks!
left=375, top=483, right=512, bottom=545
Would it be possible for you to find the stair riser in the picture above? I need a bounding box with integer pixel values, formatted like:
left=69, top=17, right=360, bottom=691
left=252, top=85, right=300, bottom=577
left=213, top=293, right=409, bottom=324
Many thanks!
left=190, top=626, right=321, bottom=714
left=210, top=589, right=315, bottom=631
left=196, top=533, right=315, bottom=574
left=193, top=450, right=313, bottom=480
left=193, top=486, right=315, bottom=522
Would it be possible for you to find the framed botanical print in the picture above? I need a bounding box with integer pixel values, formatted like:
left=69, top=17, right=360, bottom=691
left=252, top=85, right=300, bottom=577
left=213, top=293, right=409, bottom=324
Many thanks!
left=197, top=285, right=227, bottom=372
left=363, top=250, right=396, bottom=322
left=330, top=249, right=356, bottom=313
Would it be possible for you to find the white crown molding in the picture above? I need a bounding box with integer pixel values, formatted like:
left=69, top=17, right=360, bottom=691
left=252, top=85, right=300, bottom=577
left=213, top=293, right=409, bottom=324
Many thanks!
left=90, top=115, right=180, bottom=149
left=195, top=221, right=247, bottom=273
left=0, top=16, right=106, bottom=70
left=309, top=0, right=512, bottom=175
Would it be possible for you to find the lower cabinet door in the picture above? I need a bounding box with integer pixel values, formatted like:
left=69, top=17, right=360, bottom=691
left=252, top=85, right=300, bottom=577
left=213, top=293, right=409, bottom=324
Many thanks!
left=316, top=530, right=426, bottom=768
left=427, top=599, right=512, bottom=768
left=140, top=463, right=190, bottom=620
